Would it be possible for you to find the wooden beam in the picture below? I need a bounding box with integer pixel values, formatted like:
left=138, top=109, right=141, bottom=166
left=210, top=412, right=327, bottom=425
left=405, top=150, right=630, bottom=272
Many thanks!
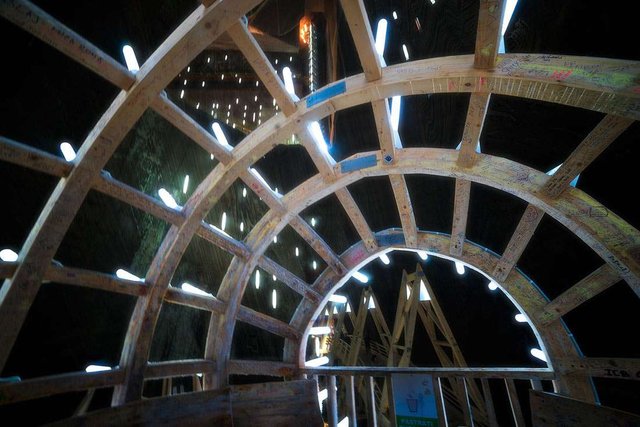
left=338, top=0, right=382, bottom=81
left=492, top=204, right=544, bottom=282
left=450, top=179, right=471, bottom=256
left=289, top=216, right=347, bottom=274
left=0, top=136, right=72, bottom=177
left=145, top=359, right=216, bottom=379
left=371, top=99, right=400, bottom=162
left=536, top=264, right=621, bottom=325
left=555, top=357, right=640, bottom=381
left=0, top=369, right=124, bottom=405
left=504, top=378, right=526, bottom=426
left=480, top=378, right=499, bottom=427
left=0, top=262, right=16, bottom=280
left=256, top=256, right=321, bottom=302
left=302, top=366, right=555, bottom=380
left=150, top=95, right=234, bottom=164
left=389, top=174, right=418, bottom=247
left=227, top=20, right=297, bottom=116
left=164, top=287, right=226, bottom=313
left=227, top=359, right=297, bottom=377
left=236, top=306, right=301, bottom=341
left=474, top=0, right=506, bottom=69
left=458, top=93, right=491, bottom=168
left=542, top=115, right=634, bottom=197
left=93, top=172, right=184, bottom=226
left=196, top=222, right=251, bottom=259
left=0, top=0, right=135, bottom=89
left=335, top=188, right=378, bottom=252
left=45, top=264, right=148, bottom=297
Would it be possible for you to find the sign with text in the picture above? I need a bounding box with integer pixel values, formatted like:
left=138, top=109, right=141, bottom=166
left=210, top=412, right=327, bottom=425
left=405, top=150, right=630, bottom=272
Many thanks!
left=391, top=374, right=438, bottom=427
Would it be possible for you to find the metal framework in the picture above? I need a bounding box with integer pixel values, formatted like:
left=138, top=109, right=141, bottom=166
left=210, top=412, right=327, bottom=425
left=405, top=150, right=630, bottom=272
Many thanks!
left=0, top=0, right=639, bottom=420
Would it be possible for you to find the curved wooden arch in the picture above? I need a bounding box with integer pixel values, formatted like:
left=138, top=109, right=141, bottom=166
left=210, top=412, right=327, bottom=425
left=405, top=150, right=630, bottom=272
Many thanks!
left=283, top=229, right=595, bottom=400
left=0, top=0, right=638, bottom=413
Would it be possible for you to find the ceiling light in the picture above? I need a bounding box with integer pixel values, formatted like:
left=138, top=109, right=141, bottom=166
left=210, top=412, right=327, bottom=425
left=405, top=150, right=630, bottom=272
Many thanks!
left=182, top=175, right=189, bottom=194
left=375, top=19, right=388, bottom=57
left=85, top=364, right=111, bottom=373
left=530, top=348, right=547, bottom=362
left=158, top=188, right=179, bottom=210
left=390, top=96, right=402, bottom=130
left=282, top=67, right=296, bottom=96
left=255, top=270, right=260, bottom=289
left=312, top=260, right=317, bottom=270
left=515, top=313, right=527, bottom=323
left=379, top=253, right=390, bottom=265
left=122, top=45, right=139, bottom=72
left=240, top=221, right=244, bottom=232
left=0, top=249, right=18, bottom=262
left=115, top=269, right=143, bottom=282
left=59, top=142, right=76, bottom=161
left=305, top=356, right=329, bottom=367
left=211, top=122, right=233, bottom=150
left=242, top=187, right=247, bottom=198
left=221, top=212, right=227, bottom=231
left=272, top=289, right=278, bottom=309
left=308, top=121, right=330, bottom=154
left=392, top=11, right=398, bottom=20
left=181, top=282, right=212, bottom=297
left=353, top=271, right=369, bottom=283
left=488, top=281, right=499, bottom=290
left=329, top=294, right=347, bottom=304
left=455, top=261, right=465, bottom=275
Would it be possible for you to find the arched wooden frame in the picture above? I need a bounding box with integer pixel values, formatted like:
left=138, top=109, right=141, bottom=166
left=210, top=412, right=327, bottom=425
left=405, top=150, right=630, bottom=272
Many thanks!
left=0, top=0, right=638, bottom=409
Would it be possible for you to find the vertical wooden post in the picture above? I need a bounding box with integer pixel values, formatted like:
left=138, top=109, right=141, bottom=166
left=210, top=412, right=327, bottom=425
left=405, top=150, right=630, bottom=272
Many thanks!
left=366, top=376, right=378, bottom=427
left=505, top=379, right=526, bottom=427
left=347, top=375, right=358, bottom=427
left=328, top=375, right=339, bottom=427
left=462, top=378, right=475, bottom=427
left=530, top=379, right=543, bottom=391
left=480, top=379, right=498, bottom=427
left=434, top=377, right=449, bottom=427
left=386, top=374, right=397, bottom=426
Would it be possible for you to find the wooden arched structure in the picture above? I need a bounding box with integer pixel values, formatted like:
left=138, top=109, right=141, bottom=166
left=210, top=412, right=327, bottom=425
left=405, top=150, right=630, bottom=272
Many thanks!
left=0, top=0, right=638, bottom=420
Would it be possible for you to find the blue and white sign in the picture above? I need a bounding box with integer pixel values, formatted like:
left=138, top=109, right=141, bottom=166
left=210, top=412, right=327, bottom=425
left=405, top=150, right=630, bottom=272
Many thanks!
left=391, top=374, right=438, bottom=427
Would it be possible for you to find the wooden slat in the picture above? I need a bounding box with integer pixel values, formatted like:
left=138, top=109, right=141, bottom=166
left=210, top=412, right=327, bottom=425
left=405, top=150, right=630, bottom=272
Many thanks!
left=45, top=264, right=148, bottom=297
left=227, top=359, right=297, bottom=377
left=164, top=287, right=226, bottom=313
left=530, top=390, right=640, bottom=427
left=0, top=135, right=72, bottom=177
left=196, top=222, right=251, bottom=259
left=256, top=256, right=321, bottom=302
left=481, top=378, right=499, bottom=427
left=144, top=359, right=216, bottom=379
left=335, top=188, right=378, bottom=252
left=537, top=264, right=620, bottom=325
left=236, top=306, right=301, bottom=340
left=227, top=20, right=297, bottom=116
left=289, top=216, right=347, bottom=274
left=150, top=95, right=234, bottom=164
left=389, top=174, right=418, bottom=247
left=458, top=93, right=491, bottom=168
left=474, top=0, right=506, bottom=69
left=542, top=115, right=634, bottom=197
left=0, top=0, right=135, bottom=89
left=297, top=127, right=336, bottom=178
left=338, top=0, right=382, bottom=81
left=302, top=367, right=555, bottom=380
left=555, top=357, right=640, bottom=381
left=492, top=204, right=544, bottom=282
left=93, top=172, right=184, bottom=226
left=0, top=262, right=17, bottom=279
left=450, top=179, right=471, bottom=256
left=371, top=99, right=399, bottom=161
left=0, top=369, right=125, bottom=405
left=505, top=378, right=526, bottom=427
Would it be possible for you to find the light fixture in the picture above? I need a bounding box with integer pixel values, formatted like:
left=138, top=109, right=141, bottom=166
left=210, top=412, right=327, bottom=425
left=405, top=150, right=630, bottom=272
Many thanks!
left=0, top=249, right=19, bottom=262
left=353, top=271, right=369, bottom=283
left=374, top=19, right=388, bottom=57
left=392, top=11, right=398, bottom=20
left=255, top=270, right=260, bottom=289
left=181, top=282, right=212, bottom=297
left=312, top=260, right=317, bottom=270
left=488, top=281, right=499, bottom=291
left=272, top=289, right=278, bottom=309
left=530, top=348, right=547, bottom=362
left=390, top=96, right=402, bottom=131
left=211, top=122, right=233, bottom=150
left=122, top=45, right=139, bottom=72
left=311, top=217, right=317, bottom=227
left=115, top=269, right=143, bottom=282
left=221, top=212, right=227, bottom=231
left=59, top=142, right=76, bottom=161
left=515, top=313, right=527, bottom=323
left=417, top=251, right=429, bottom=261
left=379, top=253, right=390, bottom=265
left=182, top=175, right=189, bottom=194
left=402, top=44, right=410, bottom=60
left=272, top=274, right=276, bottom=281
left=305, top=356, right=329, bottom=367
left=455, top=261, right=465, bottom=275
left=315, top=337, right=321, bottom=357
left=158, top=188, right=179, bottom=210
left=282, top=67, right=296, bottom=97
left=310, top=326, right=331, bottom=335
left=180, top=89, right=184, bottom=99
left=273, top=235, right=278, bottom=244
left=308, top=121, right=330, bottom=154
left=329, top=294, right=347, bottom=304
left=85, top=364, right=111, bottom=373
left=240, top=221, right=244, bottom=232
left=295, top=247, right=299, bottom=257
left=242, top=187, right=247, bottom=198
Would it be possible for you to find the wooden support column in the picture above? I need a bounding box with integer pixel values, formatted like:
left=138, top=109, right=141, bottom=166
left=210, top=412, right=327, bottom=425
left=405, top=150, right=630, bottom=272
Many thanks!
left=335, top=188, right=378, bottom=252
left=474, top=0, right=506, bottom=69
left=480, top=378, right=498, bottom=427
left=338, top=0, right=382, bottom=81
left=504, top=379, right=526, bottom=427
left=492, top=204, right=544, bottom=282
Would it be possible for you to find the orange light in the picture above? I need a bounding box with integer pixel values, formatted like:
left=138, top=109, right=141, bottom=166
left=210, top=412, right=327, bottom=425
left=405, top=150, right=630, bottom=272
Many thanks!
left=299, top=16, right=312, bottom=47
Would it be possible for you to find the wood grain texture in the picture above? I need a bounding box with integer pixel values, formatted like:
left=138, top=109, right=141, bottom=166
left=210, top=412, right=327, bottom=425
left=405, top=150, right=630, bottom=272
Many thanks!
left=338, top=0, right=382, bottom=81
left=474, top=0, right=506, bottom=69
